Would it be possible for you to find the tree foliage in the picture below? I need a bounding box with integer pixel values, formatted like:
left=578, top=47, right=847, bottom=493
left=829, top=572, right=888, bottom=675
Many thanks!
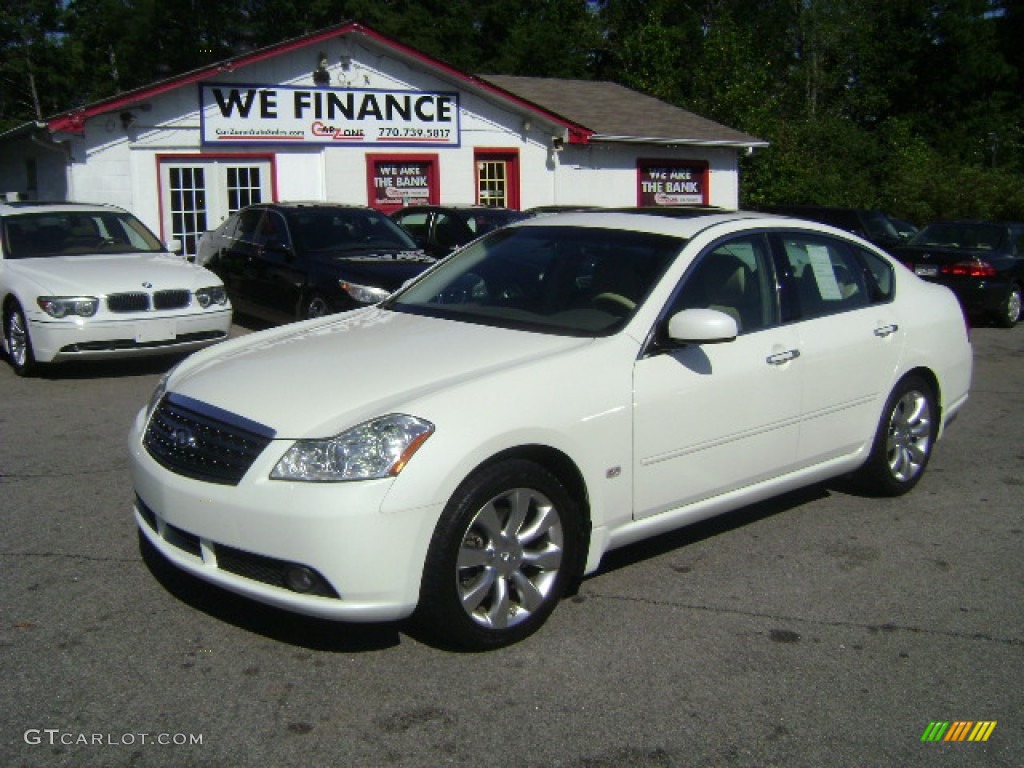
left=1, top=0, right=1020, bottom=220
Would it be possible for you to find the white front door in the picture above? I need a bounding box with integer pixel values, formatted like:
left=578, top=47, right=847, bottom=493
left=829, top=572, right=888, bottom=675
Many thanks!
left=633, top=233, right=803, bottom=519
left=159, top=158, right=271, bottom=259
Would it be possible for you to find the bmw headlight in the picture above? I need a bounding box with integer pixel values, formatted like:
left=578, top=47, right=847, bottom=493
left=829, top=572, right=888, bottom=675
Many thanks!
left=195, top=285, right=228, bottom=308
left=37, top=296, right=99, bottom=318
left=271, top=414, right=434, bottom=482
left=341, top=281, right=391, bottom=305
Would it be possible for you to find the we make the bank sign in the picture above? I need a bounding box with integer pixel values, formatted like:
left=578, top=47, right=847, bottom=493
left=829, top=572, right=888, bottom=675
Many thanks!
left=200, top=84, right=461, bottom=147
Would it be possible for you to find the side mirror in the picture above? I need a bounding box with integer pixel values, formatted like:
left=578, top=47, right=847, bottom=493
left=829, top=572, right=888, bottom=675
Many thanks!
left=166, top=239, right=183, bottom=254
left=264, top=240, right=293, bottom=257
left=666, top=308, right=738, bottom=344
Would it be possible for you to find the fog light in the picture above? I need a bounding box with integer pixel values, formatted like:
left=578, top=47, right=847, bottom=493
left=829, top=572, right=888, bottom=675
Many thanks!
left=283, top=565, right=318, bottom=593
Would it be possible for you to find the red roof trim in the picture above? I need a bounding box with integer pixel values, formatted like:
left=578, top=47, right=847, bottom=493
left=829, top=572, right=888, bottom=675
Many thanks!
left=45, top=22, right=593, bottom=142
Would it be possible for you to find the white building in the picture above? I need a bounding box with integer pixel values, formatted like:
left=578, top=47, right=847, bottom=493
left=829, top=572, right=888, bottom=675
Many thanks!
left=0, top=21, right=766, bottom=258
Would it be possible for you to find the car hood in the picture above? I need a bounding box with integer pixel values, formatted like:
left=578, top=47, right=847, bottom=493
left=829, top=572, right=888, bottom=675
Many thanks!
left=10, top=253, right=219, bottom=294
left=168, top=307, right=591, bottom=437
left=319, top=250, right=437, bottom=290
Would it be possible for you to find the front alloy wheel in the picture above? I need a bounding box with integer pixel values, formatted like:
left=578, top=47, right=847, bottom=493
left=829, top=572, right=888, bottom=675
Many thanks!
left=301, top=293, right=332, bottom=320
left=854, top=375, right=936, bottom=496
left=5, top=304, right=36, bottom=377
left=418, top=460, right=580, bottom=649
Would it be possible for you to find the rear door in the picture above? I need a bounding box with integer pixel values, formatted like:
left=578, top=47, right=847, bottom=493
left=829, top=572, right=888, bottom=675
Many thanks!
left=771, top=231, right=904, bottom=464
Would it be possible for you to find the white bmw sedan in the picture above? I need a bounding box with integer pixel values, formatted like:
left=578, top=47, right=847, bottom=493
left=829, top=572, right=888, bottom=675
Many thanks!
left=1, top=202, right=232, bottom=376
left=128, top=211, right=972, bottom=649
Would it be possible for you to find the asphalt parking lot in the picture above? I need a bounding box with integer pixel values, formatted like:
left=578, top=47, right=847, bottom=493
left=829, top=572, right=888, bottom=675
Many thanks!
left=2, top=321, right=1021, bottom=768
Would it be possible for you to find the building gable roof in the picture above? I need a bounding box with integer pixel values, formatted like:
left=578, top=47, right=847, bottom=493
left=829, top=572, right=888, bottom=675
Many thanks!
left=20, top=21, right=763, bottom=150
left=481, top=75, right=766, bottom=148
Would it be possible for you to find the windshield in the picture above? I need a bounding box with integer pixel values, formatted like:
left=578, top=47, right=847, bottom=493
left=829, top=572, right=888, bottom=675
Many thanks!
left=458, top=208, right=528, bottom=236
left=287, top=208, right=418, bottom=253
left=860, top=210, right=901, bottom=240
left=386, top=225, right=684, bottom=336
left=2, top=211, right=164, bottom=259
left=910, top=222, right=1006, bottom=250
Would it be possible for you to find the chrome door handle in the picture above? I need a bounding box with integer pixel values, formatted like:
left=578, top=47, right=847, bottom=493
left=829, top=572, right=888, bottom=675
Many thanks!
left=874, top=324, right=899, bottom=338
left=766, top=349, right=800, bottom=365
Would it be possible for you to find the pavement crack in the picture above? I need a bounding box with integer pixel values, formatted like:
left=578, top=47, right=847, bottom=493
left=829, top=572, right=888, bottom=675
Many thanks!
left=0, top=551, right=139, bottom=565
left=590, top=592, right=1023, bottom=647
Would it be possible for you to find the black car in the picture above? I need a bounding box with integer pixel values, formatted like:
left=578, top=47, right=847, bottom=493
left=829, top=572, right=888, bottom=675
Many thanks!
left=197, top=203, right=434, bottom=323
left=761, top=206, right=907, bottom=250
left=390, top=205, right=527, bottom=258
left=891, top=220, right=1024, bottom=327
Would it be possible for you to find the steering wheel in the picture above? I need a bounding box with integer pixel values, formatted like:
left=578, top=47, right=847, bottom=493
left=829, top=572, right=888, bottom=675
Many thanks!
left=592, top=292, right=636, bottom=311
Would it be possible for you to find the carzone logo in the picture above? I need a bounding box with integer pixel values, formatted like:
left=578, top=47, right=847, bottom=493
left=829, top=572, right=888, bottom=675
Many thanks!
left=921, top=721, right=997, bottom=742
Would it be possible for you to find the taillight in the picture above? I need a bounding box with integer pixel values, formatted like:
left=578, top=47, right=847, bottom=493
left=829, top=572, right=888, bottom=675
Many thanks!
left=941, top=260, right=997, bottom=278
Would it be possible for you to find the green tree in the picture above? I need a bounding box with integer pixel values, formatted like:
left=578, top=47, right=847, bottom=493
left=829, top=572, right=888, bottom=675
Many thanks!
left=0, top=0, right=67, bottom=130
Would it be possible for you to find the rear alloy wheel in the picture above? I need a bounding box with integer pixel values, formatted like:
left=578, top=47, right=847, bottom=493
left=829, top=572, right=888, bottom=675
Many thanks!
left=5, top=303, right=37, bottom=377
left=300, top=293, right=332, bottom=320
left=417, top=460, right=580, bottom=649
left=853, top=375, right=937, bottom=496
left=995, top=284, right=1022, bottom=328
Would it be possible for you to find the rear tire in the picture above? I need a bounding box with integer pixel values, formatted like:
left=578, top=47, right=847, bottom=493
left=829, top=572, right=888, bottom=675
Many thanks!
left=416, top=459, right=580, bottom=650
left=4, top=303, right=37, bottom=377
left=852, top=375, right=937, bottom=496
left=994, top=283, right=1021, bottom=328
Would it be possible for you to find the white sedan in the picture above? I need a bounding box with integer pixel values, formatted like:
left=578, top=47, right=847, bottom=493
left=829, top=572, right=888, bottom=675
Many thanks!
left=1, top=202, right=232, bottom=376
left=128, top=211, right=972, bottom=649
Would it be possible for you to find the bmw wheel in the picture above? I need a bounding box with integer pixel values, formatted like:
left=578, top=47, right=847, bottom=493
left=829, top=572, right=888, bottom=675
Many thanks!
left=417, top=460, right=580, bottom=649
left=853, top=375, right=937, bottom=496
left=4, top=303, right=37, bottom=377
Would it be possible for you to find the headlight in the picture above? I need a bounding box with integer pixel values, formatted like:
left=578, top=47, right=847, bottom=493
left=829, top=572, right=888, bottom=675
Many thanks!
left=195, top=285, right=228, bottom=308
left=144, top=367, right=175, bottom=422
left=341, top=281, right=391, bottom=304
left=271, top=414, right=434, bottom=482
left=36, top=296, right=99, bottom=318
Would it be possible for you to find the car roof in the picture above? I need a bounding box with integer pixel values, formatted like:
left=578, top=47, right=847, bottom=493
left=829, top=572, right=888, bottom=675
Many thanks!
left=514, top=210, right=781, bottom=239
left=394, top=204, right=517, bottom=212
left=0, top=201, right=127, bottom=216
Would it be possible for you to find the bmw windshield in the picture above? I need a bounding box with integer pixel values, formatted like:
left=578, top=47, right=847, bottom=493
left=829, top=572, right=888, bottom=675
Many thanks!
left=385, top=224, right=683, bottom=336
left=2, top=211, right=165, bottom=259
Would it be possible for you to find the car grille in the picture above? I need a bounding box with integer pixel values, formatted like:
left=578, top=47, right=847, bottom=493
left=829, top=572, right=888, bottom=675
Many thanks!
left=143, top=393, right=276, bottom=486
left=154, top=290, right=192, bottom=309
left=108, top=292, right=150, bottom=312
left=107, top=290, right=193, bottom=312
left=59, top=330, right=226, bottom=353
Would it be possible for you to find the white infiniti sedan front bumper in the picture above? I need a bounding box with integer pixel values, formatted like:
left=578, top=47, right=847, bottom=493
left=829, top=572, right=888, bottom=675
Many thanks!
left=128, top=406, right=443, bottom=622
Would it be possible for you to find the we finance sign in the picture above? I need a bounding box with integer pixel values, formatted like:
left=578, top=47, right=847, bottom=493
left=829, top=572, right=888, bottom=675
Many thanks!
left=200, top=84, right=460, bottom=147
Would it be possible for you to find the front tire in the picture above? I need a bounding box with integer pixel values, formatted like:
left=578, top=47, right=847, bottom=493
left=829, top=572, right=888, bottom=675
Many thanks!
left=4, top=303, right=37, bottom=377
left=299, top=292, right=332, bottom=320
left=417, top=459, right=580, bottom=650
left=853, top=375, right=937, bottom=496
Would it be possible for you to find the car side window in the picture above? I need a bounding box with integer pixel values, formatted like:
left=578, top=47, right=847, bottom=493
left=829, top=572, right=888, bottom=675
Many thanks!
left=669, top=234, right=777, bottom=334
left=235, top=209, right=263, bottom=244
left=434, top=213, right=466, bottom=248
left=395, top=212, right=429, bottom=242
left=780, top=233, right=870, bottom=319
left=853, top=245, right=895, bottom=303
